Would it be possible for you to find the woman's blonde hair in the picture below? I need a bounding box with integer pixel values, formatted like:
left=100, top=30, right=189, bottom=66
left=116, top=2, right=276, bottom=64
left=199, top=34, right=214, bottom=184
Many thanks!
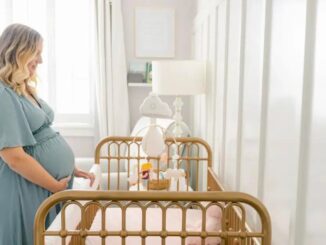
left=0, top=23, right=42, bottom=95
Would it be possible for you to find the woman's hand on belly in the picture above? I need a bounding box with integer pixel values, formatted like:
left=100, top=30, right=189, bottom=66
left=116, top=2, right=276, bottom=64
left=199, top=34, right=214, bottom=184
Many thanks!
left=52, top=175, right=71, bottom=193
left=74, top=167, right=95, bottom=187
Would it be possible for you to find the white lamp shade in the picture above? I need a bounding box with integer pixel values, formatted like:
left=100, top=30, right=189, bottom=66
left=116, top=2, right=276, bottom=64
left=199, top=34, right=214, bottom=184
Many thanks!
left=152, top=60, right=206, bottom=95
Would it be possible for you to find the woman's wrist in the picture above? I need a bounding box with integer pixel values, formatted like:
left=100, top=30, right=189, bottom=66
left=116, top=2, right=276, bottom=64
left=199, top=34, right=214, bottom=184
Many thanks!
left=49, top=176, right=71, bottom=193
left=48, top=179, right=60, bottom=193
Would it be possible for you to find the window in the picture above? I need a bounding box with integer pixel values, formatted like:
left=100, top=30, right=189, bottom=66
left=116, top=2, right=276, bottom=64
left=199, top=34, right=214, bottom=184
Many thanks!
left=0, top=0, right=95, bottom=136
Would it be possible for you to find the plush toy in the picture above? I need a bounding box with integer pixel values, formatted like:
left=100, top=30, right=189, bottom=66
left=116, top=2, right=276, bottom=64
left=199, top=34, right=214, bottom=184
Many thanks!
left=141, top=162, right=152, bottom=180
left=165, top=167, right=185, bottom=191
left=164, top=154, right=188, bottom=191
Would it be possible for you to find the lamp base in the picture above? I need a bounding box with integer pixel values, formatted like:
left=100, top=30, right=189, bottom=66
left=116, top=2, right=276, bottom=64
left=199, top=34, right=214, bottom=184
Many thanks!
left=172, top=96, right=191, bottom=137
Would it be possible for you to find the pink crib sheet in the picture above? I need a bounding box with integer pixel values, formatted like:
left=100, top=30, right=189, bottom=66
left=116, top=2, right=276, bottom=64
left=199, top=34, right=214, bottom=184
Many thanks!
left=86, top=206, right=221, bottom=245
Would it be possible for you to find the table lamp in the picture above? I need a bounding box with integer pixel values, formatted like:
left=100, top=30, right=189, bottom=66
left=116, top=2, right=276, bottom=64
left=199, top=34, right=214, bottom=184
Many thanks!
left=152, top=60, right=206, bottom=137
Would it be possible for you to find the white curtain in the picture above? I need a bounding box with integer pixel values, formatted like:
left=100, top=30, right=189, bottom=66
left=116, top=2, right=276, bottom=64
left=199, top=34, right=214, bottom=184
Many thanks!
left=93, top=0, right=130, bottom=141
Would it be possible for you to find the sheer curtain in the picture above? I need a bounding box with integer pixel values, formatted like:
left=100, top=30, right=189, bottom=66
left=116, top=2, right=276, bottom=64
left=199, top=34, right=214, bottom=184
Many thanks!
left=93, top=0, right=130, bottom=141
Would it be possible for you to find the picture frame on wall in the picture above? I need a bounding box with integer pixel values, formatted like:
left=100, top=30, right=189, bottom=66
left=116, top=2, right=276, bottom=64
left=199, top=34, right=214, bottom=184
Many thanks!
left=134, top=7, right=175, bottom=58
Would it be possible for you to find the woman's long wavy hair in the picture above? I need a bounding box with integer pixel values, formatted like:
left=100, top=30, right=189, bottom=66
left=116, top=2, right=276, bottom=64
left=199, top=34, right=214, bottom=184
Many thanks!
left=0, top=23, right=42, bottom=95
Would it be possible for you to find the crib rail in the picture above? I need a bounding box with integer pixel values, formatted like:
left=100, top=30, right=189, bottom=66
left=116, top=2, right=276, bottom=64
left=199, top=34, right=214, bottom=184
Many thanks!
left=34, top=191, right=271, bottom=245
left=94, top=136, right=213, bottom=192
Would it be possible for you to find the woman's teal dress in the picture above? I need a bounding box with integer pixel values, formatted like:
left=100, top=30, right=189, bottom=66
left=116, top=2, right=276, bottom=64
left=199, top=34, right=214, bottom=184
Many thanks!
left=0, top=81, right=75, bottom=245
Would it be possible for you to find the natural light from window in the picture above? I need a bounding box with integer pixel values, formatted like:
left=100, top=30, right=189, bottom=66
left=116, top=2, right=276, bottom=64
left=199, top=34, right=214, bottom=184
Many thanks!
left=0, top=0, right=94, bottom=132
left=55, top=0, right=92, bottom=115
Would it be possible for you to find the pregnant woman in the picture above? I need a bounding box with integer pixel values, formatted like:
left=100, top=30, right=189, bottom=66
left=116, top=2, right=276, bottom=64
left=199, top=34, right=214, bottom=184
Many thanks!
left=0, top=24, right=94, bottom=244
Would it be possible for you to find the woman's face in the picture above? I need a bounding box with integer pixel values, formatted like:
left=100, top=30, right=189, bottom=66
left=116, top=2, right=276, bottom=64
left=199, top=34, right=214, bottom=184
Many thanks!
left=27, top=40, right=43, bottom=77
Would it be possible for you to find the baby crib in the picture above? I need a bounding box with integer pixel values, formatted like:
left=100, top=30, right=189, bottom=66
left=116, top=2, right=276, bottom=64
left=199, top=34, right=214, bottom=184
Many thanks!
left=34, top=136, right=271, bottom=245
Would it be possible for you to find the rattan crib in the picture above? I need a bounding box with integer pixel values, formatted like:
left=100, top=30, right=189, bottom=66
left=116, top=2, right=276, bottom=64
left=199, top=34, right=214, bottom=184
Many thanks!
left=34, top=136, right=271, bottom=245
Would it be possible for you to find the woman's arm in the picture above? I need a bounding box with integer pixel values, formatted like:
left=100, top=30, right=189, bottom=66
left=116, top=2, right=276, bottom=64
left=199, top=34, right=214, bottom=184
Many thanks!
left=0, top=146, right=69, bottom=193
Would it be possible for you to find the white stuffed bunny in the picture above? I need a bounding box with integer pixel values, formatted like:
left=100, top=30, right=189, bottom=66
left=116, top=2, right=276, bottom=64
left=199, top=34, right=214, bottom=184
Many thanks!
left=165, top=167, right=187, bottom=191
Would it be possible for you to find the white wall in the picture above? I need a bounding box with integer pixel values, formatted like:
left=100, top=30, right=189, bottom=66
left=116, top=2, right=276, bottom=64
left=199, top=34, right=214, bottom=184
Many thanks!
left=122, top=0, right=196, bottom=129
left=192, top=0, right=325, bottom=244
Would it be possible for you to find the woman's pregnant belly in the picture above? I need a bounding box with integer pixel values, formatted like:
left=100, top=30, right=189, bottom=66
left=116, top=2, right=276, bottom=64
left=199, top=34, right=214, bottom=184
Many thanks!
left=30, top=129, right=75, bottom=180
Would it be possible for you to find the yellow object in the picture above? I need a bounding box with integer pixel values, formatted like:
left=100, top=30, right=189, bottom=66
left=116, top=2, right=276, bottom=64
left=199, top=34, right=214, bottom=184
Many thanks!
left=141, top=162, right=152, bottom=171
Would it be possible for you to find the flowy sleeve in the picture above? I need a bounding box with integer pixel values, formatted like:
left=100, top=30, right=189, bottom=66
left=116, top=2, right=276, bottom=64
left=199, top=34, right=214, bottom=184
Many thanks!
left=0, top=87, right=36, bottom=150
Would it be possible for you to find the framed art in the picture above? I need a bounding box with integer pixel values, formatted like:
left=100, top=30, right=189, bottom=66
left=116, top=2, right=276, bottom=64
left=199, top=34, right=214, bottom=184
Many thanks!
left=135, top=7, right=175, bottom=58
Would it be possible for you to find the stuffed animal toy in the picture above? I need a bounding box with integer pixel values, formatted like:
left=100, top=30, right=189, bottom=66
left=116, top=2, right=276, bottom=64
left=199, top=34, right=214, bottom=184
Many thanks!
left=141, top=162, right=152, bottom=180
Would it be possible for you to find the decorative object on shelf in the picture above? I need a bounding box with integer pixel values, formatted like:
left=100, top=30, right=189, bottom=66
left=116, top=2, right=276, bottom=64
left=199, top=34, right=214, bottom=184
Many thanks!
left=127, top=61, right=152, bottom=85
left=152, top=60, right=206, bottom=137
left=127, top=73, right=144, bottom=84
left=127, top=61, right=147, bottom=83
left=145, top=62, right=152, bottom=83
left=135, top=7, right=175, bottom=58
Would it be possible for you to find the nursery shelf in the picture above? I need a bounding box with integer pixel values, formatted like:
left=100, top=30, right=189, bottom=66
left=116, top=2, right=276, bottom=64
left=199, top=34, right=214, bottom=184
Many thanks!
left=128, top=83, right=152, bottom=88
